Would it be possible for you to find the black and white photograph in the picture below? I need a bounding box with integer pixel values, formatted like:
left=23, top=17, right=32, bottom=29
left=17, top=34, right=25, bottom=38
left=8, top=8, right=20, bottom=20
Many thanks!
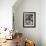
left=23, top=12, right=36, bottom=28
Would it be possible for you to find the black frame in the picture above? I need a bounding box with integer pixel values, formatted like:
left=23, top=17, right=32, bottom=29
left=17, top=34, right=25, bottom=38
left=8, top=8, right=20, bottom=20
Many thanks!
left=23, top=12, right=36, bottom=28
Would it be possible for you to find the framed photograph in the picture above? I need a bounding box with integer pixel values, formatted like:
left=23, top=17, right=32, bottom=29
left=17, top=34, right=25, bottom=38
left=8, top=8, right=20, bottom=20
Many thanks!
left=23, top=12, right=36, bottom=28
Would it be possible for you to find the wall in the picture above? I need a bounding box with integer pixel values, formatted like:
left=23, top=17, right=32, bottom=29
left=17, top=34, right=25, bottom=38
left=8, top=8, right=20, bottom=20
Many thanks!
left=0, top=0, right=16, bottom=30
left=13, top=0, right=41, bottom=46
left=41, top=0, right=46, bottom=46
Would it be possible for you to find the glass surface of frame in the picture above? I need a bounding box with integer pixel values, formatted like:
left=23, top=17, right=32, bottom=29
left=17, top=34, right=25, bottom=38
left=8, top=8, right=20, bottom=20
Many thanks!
left=23, top=12, right=36, bottom=28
